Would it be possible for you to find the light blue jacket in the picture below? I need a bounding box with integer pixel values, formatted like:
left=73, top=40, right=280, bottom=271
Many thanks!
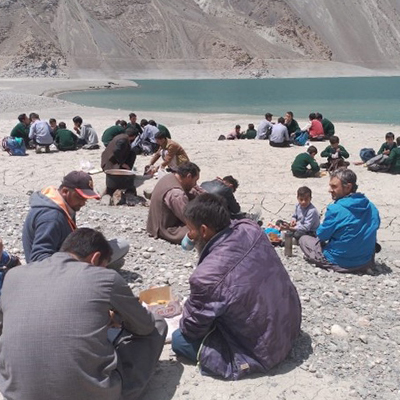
left=317, top=193, right=380, bottom=268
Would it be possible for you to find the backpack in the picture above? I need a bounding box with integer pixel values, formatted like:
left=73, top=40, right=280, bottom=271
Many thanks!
left=359, top=148, right=376, bottom=162
left=293, top=131, right=309, bottom=146
left=2, top=137, right=26, bottom=156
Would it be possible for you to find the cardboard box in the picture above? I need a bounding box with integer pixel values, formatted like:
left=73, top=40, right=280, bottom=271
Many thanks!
left=139, top=286, right=182, bottom=318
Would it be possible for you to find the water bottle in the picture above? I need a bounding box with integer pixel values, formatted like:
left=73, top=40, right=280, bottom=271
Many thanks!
left=181, top=234, right=195, bottom=251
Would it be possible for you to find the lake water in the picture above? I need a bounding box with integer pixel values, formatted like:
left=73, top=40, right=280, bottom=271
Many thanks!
left=59, top=77, right=400, bottom=124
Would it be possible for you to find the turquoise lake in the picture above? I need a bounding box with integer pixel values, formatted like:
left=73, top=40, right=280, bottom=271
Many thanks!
left=59, top=77, right=400, bottom=124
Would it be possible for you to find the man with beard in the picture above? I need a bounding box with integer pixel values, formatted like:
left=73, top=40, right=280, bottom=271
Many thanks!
left=171, top=193, right=301, bottom=380
left=299, top=168, right=380, bottom=272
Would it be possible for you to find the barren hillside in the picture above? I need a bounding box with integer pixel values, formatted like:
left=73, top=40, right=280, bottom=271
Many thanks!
left=0, top=0, right=399, bottom=78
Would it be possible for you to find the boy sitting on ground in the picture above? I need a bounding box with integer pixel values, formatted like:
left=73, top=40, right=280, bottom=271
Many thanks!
left=291, top=146, right=320, bottom=178
left=320, top=136, right=349, bottom=170
left=378, top=132, right=397, bottom=155
left=379, top=136, right=400, bottom=174
left=365, top=132, right=397, bottom=171
left=227, top=125, right=242, bottom=140
left=240, top=123, right=257, bottom=139
left=55, top=122, right=78, bottom=151
left=281, top=186, right=320, bottom=240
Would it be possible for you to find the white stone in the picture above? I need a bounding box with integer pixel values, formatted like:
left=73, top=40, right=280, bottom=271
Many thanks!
left=330, top=324, right=348, bottom=339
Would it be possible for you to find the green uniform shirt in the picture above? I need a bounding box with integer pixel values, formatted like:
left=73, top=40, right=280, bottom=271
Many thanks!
left=377, top=142, right=397, bottom=155
left=291, top=152, right=320, bottom=175
left=102, top=125, right=125, bottom=146
left=241, top=129, right=257, bottom=139
left=322, top=118, right=335, bottom=137
left=55, top=129, right=77, bottom=150
left=321, top=145, right=349, bottom=159
left=384, top=147, right=400, bottom=174
left=286, top=119, right=300, bottom=135
left=10, top=123, right=29, bottom=140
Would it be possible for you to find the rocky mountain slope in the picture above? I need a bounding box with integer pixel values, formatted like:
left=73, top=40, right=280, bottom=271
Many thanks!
left=0, top=0, right=400, bottom=78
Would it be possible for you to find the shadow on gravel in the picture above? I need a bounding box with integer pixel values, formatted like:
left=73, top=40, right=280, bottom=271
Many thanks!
left=141, top=360, right=184, bottom=400
left=369, top=262, right=392, bottom=276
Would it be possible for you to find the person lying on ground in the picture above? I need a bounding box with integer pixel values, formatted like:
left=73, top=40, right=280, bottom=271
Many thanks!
left=147, top=162, right=203, bottom=244
left=10, top=113, right=31, bottom=148
left=147, top=131, right=189, bottom=172
left=172, top=193, right=301, bottom=380
left=299, top=168, right=380, bottom=273
left=0, top=228, right=167, bottom=400
left=227, top=124, right=242, bottom=140
left=102, top=120, right=128, bottom=147
left=55, top=122, right=78, bottom=151
left=291, top=146, right=320, bottom=178
left=256, top=112, right=274, bottom=140
left=301, top=113, right=324, bottom=141
left=285, top=111, right=300, bottom=136
left=320, top=135, right=350, bottom=170
left=280, top=186, right=320, bottom=240
left=316, top=112, right=335, bottom=139
left=269, top=116, right=290, bottom=147
left=149, top=119, right=171, bottom=139
left=28, top=112, right=53, bottom=153
left=72, top=116, right=100, bottom=150
left=240, top=123, right=257, bottom=139
left=22, top=171, right=129, bottom=268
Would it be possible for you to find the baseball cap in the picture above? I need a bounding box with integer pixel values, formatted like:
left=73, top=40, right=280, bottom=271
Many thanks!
left=61, top=171, right=100, bottom=199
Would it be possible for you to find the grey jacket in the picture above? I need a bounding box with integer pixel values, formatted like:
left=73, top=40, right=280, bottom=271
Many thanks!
left=0, top=253, right=155, bottom=400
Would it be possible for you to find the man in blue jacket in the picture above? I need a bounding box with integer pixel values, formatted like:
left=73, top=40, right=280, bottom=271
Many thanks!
left=299, top=168, right=380, bottom=272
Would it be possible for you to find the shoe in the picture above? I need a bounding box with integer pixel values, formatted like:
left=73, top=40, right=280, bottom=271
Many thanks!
left=35, top=146, right=41, bottom=154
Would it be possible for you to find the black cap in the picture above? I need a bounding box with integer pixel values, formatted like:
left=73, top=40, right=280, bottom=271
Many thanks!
left=61, top=171, right=100, bottom=199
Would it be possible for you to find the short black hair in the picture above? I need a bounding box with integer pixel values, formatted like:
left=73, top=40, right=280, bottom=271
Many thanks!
left=29, top=113, right=39, bottom=120
left=329, top=135, right=340, bottom=145
left=60, top=228, right=113, bottom=264
left=155, top=131, right=167, bottom=140
left=316, top=112, right=323, bottom=120
left=58, top=122, right=66, bottom=129
left=125, top=127, right=139, bottom=137
left=120, top=120, right=128, bottom=128
left=129, top=112, right=137, bottom=118
left=297, top=186, right=312, bottom=198
left=397, top=137, right=400, bottom=146
left=184, top=193, right=230, bottom=233
left=223, top=175, right=239, bottom=191
left=18, top=113, right=27, bottom=123
left=235, top=124, right=241, bottom=129
left=248, top=123, right=254, bottom=129
left=72, top=116, right=83, bottom=125
left=309, top=113, right=316, bottom=120
left=176, top=162, right=200, bottom=178
left=148, top=120, right=157, bottom=126
left=307, top=145, right=318, bottom=155
left=265, top=113, right=273, bottom=119
left=386, top=132, right=395, bottom=140
left=278, top=116, right=285, bottom=124
left=140, top=119, right=148, bottom=127
left=49, top=118, right=57, bottom=124
left=286, top=111, right=294, bottom=118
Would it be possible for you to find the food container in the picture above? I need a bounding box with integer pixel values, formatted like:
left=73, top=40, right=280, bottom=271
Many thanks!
left=105, top=169, right=135, bottom=190
left=139, top=286, right=182, bottom=318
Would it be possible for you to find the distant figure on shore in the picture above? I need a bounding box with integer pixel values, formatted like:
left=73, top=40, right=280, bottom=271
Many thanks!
left=72, top=116, right=100, bottom=150
left=49, top=118, right=58, bottom=138
left=366, top=132, right=398, bottom=172
left=127, top=112, right=143, bottom=134
left=28, top=113, right=53, bottom=153
left=369, top=136, right=400, bottom=174
left=320, top=136, right=349, bottom=171
left=291, top=146, right=320, bottom=178
left=147, top=131, right=189, bottom=172
left=10, top=113, right=31, bottom=148
left=240, top=123, right=257, bottom=139
left=256, top=112, right=273, bottom=140
left=172, top=193, right=301, bottom=380
left=138, top=119, right=159, bottom=154
left=302, top=113, right=324, bottom=141
left=300, top=168, right=380, bottom=273
left=284, top=111, right=300, bottom=136
left=102, top=120, right=128, bottom=147
left=147, top=162, right=203, bottom=244
left=55, top=122, right=77, bottom=151
left=149, top=119, right=171, bottom=139
left=316, top=113, right=335, bottom=139
left=227, top=124, right=242, bottom=140
left=269, top=117, right=290, bottom=147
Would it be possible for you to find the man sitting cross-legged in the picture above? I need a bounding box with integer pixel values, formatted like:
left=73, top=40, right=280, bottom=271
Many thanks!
left=172, top=193, right=301, bottom=380
left=0, top=228, right=167, bottom=400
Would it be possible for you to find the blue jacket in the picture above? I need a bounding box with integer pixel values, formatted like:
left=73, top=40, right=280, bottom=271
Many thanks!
left=22, top=191, right=75, bottom=263
left=180, top=219, right=301, bottom=380
left=317, top=193, right=380, bottom=268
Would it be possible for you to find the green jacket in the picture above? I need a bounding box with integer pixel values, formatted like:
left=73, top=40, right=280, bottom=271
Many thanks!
left=158, top=124, right=171, bottom=139
left=291, top=153, right=320, bottom=174
left=102, top=125, right=125, bottom=146
left=322, top=118, right=335, bottom=137
left=384, top=147, right=400, bottom=174
left=321, top=145, right=349, bottom=159
left=55, top=129, right=77, bottom=150
left=377, top=142, right=397, bottom=155
left=286, top=119, right=300, bottom=135
left=241, top=129, right=257, bottom=139
left=10, top=122, right=29, bottom=140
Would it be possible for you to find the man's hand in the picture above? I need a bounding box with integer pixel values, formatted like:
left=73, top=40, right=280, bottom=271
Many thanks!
left=383, top=149, right=390, bottom=155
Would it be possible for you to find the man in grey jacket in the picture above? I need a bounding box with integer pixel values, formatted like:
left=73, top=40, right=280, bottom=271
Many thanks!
left=0, top=228, right=167, bottom=400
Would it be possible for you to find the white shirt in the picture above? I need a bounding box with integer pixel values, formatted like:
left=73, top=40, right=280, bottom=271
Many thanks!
left=269, top=123, right=289, bottom=143
left=29, top=120, right=53, bottom=145
left=256, top=119, right=273, bottom=139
